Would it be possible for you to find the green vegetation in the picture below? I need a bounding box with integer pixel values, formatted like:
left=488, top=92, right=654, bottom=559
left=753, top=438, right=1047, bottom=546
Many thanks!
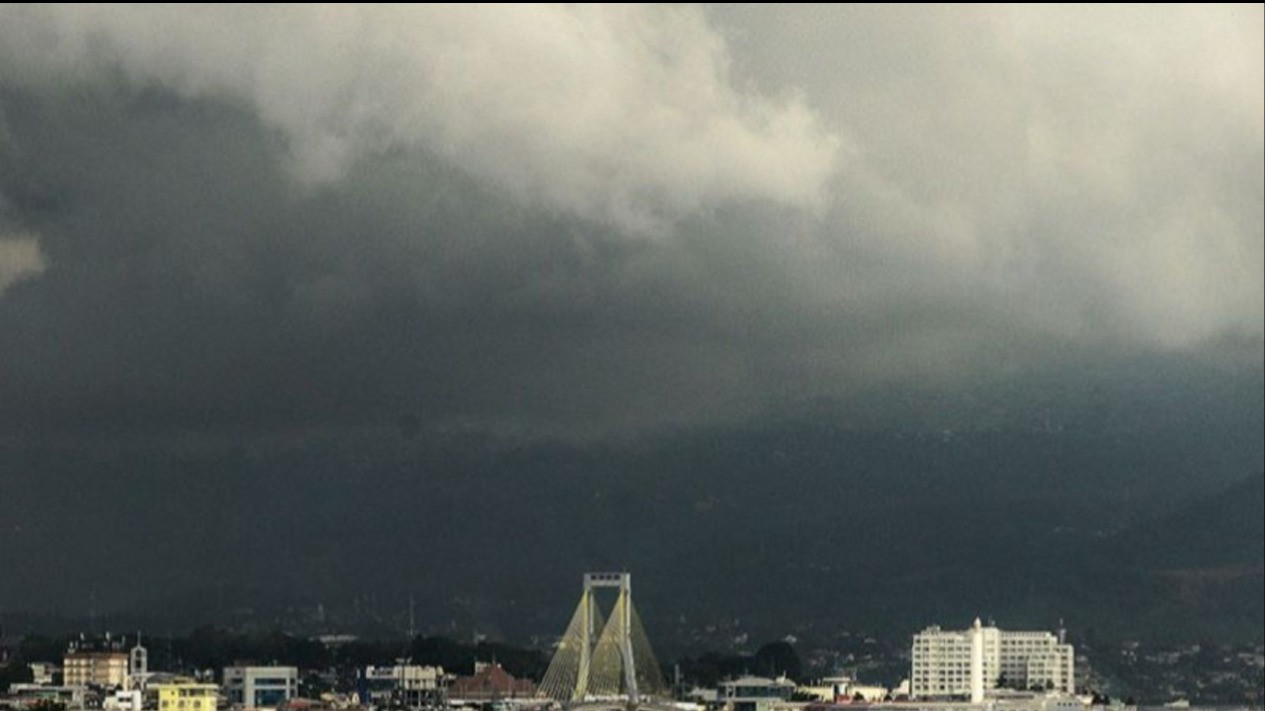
left=673, top=641, right=802, bottom=687
left=0, top=660, right=35, bottom=688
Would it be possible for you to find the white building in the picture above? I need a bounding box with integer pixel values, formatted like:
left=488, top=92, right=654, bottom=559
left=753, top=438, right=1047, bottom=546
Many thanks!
left=362, top=664, right=448, bottom=707
left=104, top=689, right=144, bottom=711
left=222, top=666, right=298, bottom=709
left=29, top=662, right=58, bottom=685
left=714, top=676, right=797, bottom=711
left=911, top=619, right=1073, bottom=700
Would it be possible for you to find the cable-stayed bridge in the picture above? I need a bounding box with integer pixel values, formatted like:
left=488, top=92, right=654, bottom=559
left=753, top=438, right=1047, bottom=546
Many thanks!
left=539, top=573, right=667, bottom=706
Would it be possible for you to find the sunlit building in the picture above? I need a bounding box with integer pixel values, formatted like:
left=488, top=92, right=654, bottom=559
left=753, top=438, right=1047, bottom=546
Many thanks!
left=64, top=650, right=130, bottom=688
left=447, top=661, right=535, bottom=701
left=361, top=664, right=448, bottom=707
left=714, top=675, right=797, bottom=711
left=911, top=619, right=1073, bottom=701
left=223, top=666, right=298, bottom=709
left=154, top=682, right=218, bottom=711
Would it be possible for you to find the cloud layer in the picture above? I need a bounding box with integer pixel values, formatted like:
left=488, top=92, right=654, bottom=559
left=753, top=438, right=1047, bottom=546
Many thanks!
left=714, top=4, right=1263, bottom=348
left=0, top=5, right=1260, bottom=438
left=0, top=5, right=1261, bottom=626
left=0, top=5, right=840, bottom=233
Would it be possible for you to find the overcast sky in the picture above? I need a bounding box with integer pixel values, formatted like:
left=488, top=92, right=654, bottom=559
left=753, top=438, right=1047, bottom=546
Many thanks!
left=0, top=7, right=1262, bottom=625
left=1, top=5, right=1260, bottom=441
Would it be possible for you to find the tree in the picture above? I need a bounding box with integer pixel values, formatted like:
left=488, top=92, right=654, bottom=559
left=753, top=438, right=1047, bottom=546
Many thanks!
left=0, top=661, right=35, bottom=688
left=752, top=641, right=801, bottom=681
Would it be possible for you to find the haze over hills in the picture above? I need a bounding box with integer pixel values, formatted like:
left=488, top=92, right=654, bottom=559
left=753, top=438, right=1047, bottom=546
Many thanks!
left=2, top=358, right=1260, bottom=650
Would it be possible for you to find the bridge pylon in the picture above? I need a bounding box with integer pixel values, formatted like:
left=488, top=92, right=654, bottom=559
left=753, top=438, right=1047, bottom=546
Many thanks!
left=539, top=573, right=665, bottom=704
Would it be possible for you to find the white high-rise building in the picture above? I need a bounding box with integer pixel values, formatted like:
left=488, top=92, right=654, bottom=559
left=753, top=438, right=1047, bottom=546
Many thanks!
left=911, top=619, right=1074, bottom=700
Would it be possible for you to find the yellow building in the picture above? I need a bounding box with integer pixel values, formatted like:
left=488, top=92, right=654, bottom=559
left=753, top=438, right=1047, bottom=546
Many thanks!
left=154, top=683, right=219, bottom=711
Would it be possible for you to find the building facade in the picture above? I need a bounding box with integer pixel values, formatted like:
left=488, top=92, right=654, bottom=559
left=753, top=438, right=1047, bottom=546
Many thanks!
left=447, top=662, right=535, bottom=701
left=362, top=664, right=448, bottom=707
left=28, top=662, right=58, bottom=685
left=5, top=684, right=88, bottom=708
left=999, top=631, right=1074, bottom=693
left=104, top=689, right=144, bottom=711
left=911, top=619, right=1073, bottom=700
left=153, top=682, right=219, bottom=711
left=223, top=666, right=298, bottom=709
left=714, top=675, right=797, bottom=711
left=64, top=651, right=130, bottom=689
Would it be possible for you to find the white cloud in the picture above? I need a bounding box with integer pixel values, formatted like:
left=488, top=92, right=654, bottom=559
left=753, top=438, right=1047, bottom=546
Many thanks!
left=0, top=5, right=840, bottom=234
left=712, top=4, right=1264, bottom=350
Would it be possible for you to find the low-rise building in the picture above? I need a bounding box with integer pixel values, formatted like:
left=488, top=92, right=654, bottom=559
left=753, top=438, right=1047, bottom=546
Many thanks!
left=361, top=664, right=448, bottom=708
left=4, top=684, right=88, bottom=709
left=715, top=676, right=797, bottom=711
left=797, top=677, right=887, bottom=703
left=223, top=667, right=298, bottom=709
left=447, top=662, right=534, bottom=701
left=28, top=663, right=58, bottom=686
left=152, top=682, right=218, bottom=711
left=103, top=689, right=144, bottom=711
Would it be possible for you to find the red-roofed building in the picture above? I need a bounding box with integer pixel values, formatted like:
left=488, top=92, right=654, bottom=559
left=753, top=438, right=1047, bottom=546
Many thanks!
left=448, top=662, right=536, bottom=701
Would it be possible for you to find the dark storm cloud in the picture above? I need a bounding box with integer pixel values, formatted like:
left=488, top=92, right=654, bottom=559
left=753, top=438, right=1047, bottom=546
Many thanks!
left=0, top=6, right=840, bottom=437
left=0, top=5, right=1261, bottom=439
left=0, top=80, right=814, bottom=437
left=0, top=5, right=1259, bottom=446
left=0, top=8, right=1261, bottom=632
